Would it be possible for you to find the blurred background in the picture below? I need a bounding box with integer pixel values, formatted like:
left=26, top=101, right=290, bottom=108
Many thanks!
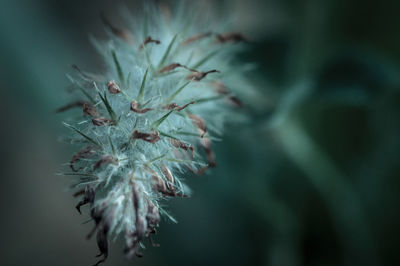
left=1, top=0, right=400, bottom=265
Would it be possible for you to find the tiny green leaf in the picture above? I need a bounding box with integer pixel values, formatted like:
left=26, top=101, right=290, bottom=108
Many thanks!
left=137, top=68, right=149, bottom=102
left=158, top=34, right=177, bottom=68
left=63, top=123, right=101, bottom=147
left=98, top=90, right=117, bottom=122
left=164, top=80, right=191, bottom=103
left=144, top=48, right=156, bottom=73
left=152, top=110, right=174, bottom=129
left=164, top=158, right=207, bottom=166
left=148, top=152, right=168, bottom=164
left=66, top=74, right=96, bottom=104
left=158, top=130, right=179, bottom=140
left=191, top=49, right=219, bottom=69
left=158, top=206, right=178, bottom=223
left=112, top=49, right=124, bottom=83
left=108, top=136, right=116, bottom=155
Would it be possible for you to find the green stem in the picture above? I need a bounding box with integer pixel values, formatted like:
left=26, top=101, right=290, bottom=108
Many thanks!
left=275, top=119, right=379, bottom=265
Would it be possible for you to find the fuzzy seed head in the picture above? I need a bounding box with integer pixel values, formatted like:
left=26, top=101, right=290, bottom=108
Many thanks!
left=60, top=2, right=254, bottom=265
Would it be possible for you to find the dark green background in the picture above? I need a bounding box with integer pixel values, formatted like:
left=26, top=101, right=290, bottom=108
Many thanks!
left=1, top=0, right=400, bottom=265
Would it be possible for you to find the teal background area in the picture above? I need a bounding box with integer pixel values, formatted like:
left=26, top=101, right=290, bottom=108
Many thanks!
left=1, top=0, right=400, bottom=265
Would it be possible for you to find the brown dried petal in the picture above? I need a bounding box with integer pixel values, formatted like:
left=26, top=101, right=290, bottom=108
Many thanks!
left=124, top=182, right=147, bottom=258
left=188, top=113, right=207, bottom=138
left=92, top=117, right=113, bottom=126
left=177, top=101, right=195, bottom=111
left=151, top=171, right=167, bottom=192
left=139, top=36, right=161, bottom=49
left=161, top=165, right=174, bottom=185
left=213, top=82, right=243, bottom=107
left=146, top=201, right=160, bottom=228
left=200, top=137, right=216, bottom=168
left=83, top=102, right=99, bottom=117
left=130, top=101, right=153, bottom=114
left=93, top=155, right=118, bottom=170
left=189, top=137, right=216, bottom=175
left=163, top=101, right=195, bottom=111
left=135, top=216, right=147, bottom=239
left=131, top=181, right=140, bottom=211
left=150, top=170, right=177, bottom=197
left=132, top=183, right=146, bottom=237
left=100, top=12, right=133, bottom=43
left=160, top=165, right=187, bottom=197
left=75, top=185, right=96, bottom=214
left=73, top=189, right=85, bottom=197
left=162, top=103, right=179, bottom=110
left=55, top=101, right=84, bottom=113
left=213, top=81, right=230, bottom=95
left=70, top=146, right=96, bottom=172
left=186, top=69, right=220, bottom=81
left=107, top=80, right=121, bottom=94
left=194, top=166, right=209, bottom=175
left=170, top=138, right=194, bottom=157
left=183, top=32, right=212, bottom=45
left=87, top=206, right=105, bottom=240
left=145, top=200, right=160, bottom=247
left=159, top=63, right=182, bottom=73
left=131, top=130, right=160, bottom=143
left=216, top=32, right=248, bottom=43
left=94, top=225, right=109, bottom=266
left=228, top=96, right=243, bottom=107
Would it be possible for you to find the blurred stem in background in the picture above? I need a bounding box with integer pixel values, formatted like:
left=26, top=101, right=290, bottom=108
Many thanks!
left=245, top=184, right=301, bottom=266
left=274, top=115, right=379, bottom=265
left=285, top=0, right=333, bottom=84
left=259, top=1, right=379, bottom=260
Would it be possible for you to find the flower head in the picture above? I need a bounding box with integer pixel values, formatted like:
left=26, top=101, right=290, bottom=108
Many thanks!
left=59, top=2, right=253, bottom=265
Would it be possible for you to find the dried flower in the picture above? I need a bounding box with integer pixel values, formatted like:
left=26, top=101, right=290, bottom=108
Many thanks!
left=83, top=103, right=99, bottom=117
left=139, top=36, right=161, bottom=49
left=59, top=2, right=253, bottom=265
left=216, top=32, right=248, bottom=43
left=130, top=101, right=153, bottom=114
left=131, top=130, right=161, bottom=143
left=186, top=69, right=220, bottom=81
left=107, top=80, right=121, bottom=94
left=92, top=117, right=113, bottom=126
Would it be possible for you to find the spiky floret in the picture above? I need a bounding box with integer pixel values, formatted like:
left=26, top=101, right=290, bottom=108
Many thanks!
left=60, top=3, right=251, bottom=265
